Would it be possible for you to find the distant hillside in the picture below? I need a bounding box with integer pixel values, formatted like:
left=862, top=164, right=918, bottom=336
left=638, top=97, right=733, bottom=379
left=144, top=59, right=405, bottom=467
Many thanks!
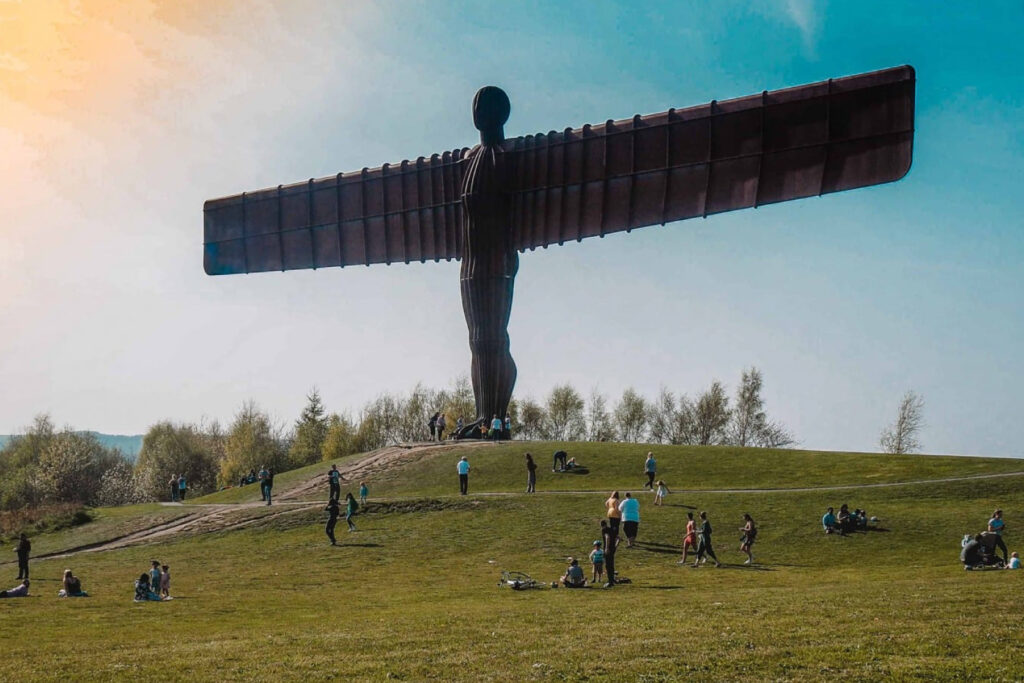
left=0, top=432, right=144, bottom=459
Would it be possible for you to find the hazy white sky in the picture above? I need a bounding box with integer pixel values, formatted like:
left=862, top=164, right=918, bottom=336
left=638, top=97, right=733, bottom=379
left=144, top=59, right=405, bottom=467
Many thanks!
left=1, top=1, right=1022, bottom=456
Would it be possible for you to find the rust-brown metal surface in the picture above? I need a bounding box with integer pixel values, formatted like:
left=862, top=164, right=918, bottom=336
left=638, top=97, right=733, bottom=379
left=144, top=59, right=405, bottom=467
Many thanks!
left=204, top=65, right=914, bottom=275
left=203, top=66, right=914, bottom=422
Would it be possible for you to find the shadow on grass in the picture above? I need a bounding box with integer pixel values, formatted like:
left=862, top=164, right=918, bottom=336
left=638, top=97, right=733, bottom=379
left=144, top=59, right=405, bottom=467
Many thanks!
left=334, top=543, right=382, bottom=548
left=661, top=503, right=698, bottom=510
left=635, top=585, right=684, bottom=590
left=715, top=564, right=776, bottom=572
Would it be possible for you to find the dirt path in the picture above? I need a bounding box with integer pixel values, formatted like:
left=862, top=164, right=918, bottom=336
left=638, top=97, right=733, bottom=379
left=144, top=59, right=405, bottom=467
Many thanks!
left=23, top=443, right=1024, bottom=560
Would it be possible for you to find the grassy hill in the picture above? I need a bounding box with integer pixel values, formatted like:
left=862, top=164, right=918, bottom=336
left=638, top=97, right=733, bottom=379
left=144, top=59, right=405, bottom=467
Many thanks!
left=1, top=442, right=1022, bottom=681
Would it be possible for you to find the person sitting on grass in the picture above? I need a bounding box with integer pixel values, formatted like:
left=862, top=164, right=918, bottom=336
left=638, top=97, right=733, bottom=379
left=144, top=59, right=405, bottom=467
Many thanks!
left=59, top=569, right=88, bottom=597
left=1006, top=552, right=1021, bottom=570
left=560, top=558, right=586, bottom=588
left=822, top=507, right=838, bottom=534
left=589, top=541, right=605, bottom=584
left=134, top=574, right=162, bottom=601
left=837, top=504, right=853, bottom=535
left=564, top=457, right=579, bottom=470
left=0, top=579, right=29, bottom=598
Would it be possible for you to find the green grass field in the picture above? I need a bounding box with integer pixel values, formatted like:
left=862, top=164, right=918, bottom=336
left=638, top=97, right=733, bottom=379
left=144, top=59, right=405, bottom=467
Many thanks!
left=2, top=443, right=1023, bottom=681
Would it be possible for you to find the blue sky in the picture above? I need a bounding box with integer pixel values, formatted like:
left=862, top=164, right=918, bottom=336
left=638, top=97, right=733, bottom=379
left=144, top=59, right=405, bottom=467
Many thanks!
left=1, top=1, right=1021, bottom=455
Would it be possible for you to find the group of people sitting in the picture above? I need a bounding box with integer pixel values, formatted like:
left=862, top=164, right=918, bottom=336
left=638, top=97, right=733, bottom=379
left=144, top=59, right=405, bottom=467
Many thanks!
left=821, top=504, right=872, bottom=535
left=559, top=540, right=607, bottom=588
left=1, top=569, right=88, bottom=599
left=961, top=509, right=1017, bottom=570
left=134, top=560, right=172, bottom=601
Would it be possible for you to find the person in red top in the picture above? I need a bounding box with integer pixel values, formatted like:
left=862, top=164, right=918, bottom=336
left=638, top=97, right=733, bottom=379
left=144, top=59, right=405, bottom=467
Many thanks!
left=678, top=512, right=697, bottom=565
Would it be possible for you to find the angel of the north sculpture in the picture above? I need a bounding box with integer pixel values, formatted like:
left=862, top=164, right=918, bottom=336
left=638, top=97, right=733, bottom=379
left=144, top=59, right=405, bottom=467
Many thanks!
left=204, top=65, right=915, bottom=426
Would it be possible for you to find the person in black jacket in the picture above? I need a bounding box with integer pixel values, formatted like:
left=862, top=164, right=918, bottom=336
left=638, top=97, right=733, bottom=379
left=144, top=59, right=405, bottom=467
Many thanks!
left=325, top=499, right=340, bottom=545
left=16, top=533, right=30, bottom=580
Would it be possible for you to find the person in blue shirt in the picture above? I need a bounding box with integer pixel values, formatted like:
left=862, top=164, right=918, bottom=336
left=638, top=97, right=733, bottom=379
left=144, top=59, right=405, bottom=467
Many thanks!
left=988, top=509, right=1008, bottom=563
left=457, top=456, right=471, bottom=495
left=177, top=474, right=187, bottom=501
left=618, top=492, right=641, bottom=547
left=490, top=415, right=503, bottom=441
left=1006, top=552, right=1020, bottom=570
left=822, top=507, right=837, bottom=534
left=345, top=492, right=358, bottom=531
left=504, top=415, right=511, bottom=438
left=643, top=453, right=656, bottom=490
left=589, top=541, right=605, bottom=584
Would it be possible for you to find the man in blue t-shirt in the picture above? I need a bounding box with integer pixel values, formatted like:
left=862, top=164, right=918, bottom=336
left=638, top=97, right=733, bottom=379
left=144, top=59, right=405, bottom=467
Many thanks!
left=988, top=509, right=1008, bottom=562
left=178, top=474, right=187, bottom=501
left=457, top=457, right=470, bottom=495
left=561, top=559, right=585, bottom=587
left=490, top=415, right=503, bottom=441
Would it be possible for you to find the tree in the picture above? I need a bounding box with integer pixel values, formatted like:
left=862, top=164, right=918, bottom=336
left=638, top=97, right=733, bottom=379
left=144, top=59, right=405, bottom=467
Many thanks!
left=693, top=381, right=731, bottom=446
left=321, top=413, right=359, bottom=461
left=614, top=388, right=648, bottom=443
left=730, top=368, right=766, bottom=447
left=220, top=401, right=289, bottom=486
left=35, top=430, right=125, bottom=505
left=515, top=397, right=547, bottom=440
left=289, top=388, right=329, bottom=467
left=586, top=389, right=616, bottom=442
left=880, top=391, right=925, bottom=454
left=544, top=384, right=586, bottom=441
left=135, top=422, right=220, bottom=500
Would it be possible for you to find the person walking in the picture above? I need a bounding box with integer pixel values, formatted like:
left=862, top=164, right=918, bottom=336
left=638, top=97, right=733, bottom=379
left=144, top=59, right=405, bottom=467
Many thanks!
left=359, top=481, right=368, bottom=506
left=694, top=511, right=721, bottom=567
left=327, top=464, right=341, bottom=502
left=605, top=491, right=622, bottom=538
left=601, top=519, right=618, bottom=587
left=988, top=509, right=1008, bottom=563
left=643, top=452, right=657, bottom=490
left=264, top=468, right=274, bottom=505
left=345, top=492, right=358, bottom=531
left=525, top=453, right=537, bottom=493
left=618, top=492, right=641, bottom=547
left=437, top=413, right=447, bottom=441
left=168, top=474, right=179, bottom=502
left=178, top=474, right=188, bottom=502
left=739, top=513, right=757, bottom=565
left=15, top=533, right=30, bottom=580
left=457, top=456, right=470, bottom=495
left=258, top=465, right=269, bottom=501
left=490, top=414, right=503, bottom=441
left=428, top=412, right=439, bottom=441
left=679, top=511, right=698, bottom=565
left=504, top=415, right=512, bottom=439
left=325, top=498, right=340, bottom=544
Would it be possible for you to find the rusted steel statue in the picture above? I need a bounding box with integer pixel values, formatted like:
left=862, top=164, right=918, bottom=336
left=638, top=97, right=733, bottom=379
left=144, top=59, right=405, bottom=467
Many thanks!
left=204, top=66, right=915, bottom=427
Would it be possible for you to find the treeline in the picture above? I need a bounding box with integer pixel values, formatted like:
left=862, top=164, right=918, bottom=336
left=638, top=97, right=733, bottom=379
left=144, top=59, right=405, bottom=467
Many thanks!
left=0, top=368, right=792, bottom=511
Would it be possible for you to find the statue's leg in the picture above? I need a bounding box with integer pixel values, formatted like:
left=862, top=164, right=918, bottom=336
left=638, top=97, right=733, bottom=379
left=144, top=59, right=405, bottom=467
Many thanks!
left=461, top=273, right=517, bottom=421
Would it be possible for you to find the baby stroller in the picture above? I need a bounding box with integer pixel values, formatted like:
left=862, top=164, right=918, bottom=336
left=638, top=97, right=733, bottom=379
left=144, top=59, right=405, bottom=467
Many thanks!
left=961, top=532, right=1006, bottom=570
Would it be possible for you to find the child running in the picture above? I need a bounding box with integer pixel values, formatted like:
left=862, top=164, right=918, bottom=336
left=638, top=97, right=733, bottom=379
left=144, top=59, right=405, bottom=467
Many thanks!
left=589, top=541, right=605, bottom=584
left=359, top=482, right=368, bottom=506
left=653, top=480, right=672, bottom=506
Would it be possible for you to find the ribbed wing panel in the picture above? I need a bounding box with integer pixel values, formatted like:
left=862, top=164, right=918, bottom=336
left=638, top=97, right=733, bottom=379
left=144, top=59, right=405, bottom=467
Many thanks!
left=509, top=65, right=915, bottom=251
left=204, top=149, right=468, bottom=275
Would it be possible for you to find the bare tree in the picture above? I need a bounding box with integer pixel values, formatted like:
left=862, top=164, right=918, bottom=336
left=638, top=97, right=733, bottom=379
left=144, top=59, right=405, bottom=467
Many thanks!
left=693, top=381, right=731, bottom=446
left=586, top=389, right=616, bottom=442
left=755, top=421, right=796, bottom=448
left=880, top=391, right=925, bottom=454
left=613, top=388, right=648, bottom=443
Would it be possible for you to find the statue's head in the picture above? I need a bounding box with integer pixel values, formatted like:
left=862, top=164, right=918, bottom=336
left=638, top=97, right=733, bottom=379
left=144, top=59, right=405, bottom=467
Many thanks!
left=473, top=86, right=510, bottom=145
